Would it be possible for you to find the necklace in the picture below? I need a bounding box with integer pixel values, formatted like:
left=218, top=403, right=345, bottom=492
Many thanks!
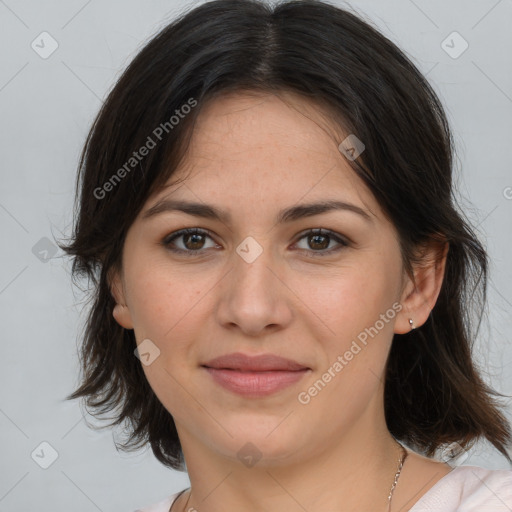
left=388, top=443, right=408, bottom=511
left=172, top=443, right=408, bottom=512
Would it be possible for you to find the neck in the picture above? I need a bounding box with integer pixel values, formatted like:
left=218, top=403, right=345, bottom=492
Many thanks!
left=175, top=405, right=405, bottom=512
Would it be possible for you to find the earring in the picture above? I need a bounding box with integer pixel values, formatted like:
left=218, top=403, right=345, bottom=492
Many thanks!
left=409, top=318, right=415, bottom=330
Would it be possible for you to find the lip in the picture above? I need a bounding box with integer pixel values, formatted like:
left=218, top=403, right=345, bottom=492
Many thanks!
left=202, top=352, right=309, bottom=372
left=203, top=367, right=310, bottom=397
left=202, top=352, right=311, bottom=397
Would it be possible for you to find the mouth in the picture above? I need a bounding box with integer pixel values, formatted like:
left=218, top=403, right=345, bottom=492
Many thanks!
left=201, top=352, right=311, bottom=397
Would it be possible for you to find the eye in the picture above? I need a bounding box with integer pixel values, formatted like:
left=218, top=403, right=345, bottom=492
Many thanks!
left=162, top=227, right=349, bottom=258
left=293, top=228, right=349, bottom=257
left=162, top=228, right=219, bottom=256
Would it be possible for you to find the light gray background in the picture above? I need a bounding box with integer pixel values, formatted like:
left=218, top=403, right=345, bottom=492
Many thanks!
left=0, top=0, right=511, bottom=510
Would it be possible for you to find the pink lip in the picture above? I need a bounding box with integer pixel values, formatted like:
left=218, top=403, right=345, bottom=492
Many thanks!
left=203, top=367, right=309, bottom=397
left=203, top=352, right=309, bottom=371
left=202, top=352, right=310, bottom=397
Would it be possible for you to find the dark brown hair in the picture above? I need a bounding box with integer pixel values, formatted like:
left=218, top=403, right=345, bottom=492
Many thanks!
left=60, top=0, right=512, bottom=469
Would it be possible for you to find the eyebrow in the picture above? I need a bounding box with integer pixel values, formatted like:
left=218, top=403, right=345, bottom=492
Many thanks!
left=142, top=199, right=372, bottom=224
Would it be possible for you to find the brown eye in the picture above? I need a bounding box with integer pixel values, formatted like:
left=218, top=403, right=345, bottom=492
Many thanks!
left=308, top=233, right=330, bottom=250
left=162, top=227, right=348, bottom=258
left=294, top=228, right=348, bottom=256
left=163, top=228, right=218, bottom=256
left=182, top=232, right=206, bottom=250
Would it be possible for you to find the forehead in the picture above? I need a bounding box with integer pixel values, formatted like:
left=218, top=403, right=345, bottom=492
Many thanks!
left=149, top=91, right=379, bottom=219
left=189, top=91, right=344, bottom=163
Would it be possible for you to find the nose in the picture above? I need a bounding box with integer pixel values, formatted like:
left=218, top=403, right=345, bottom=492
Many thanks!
left=214, top=235, right=293, bottom=337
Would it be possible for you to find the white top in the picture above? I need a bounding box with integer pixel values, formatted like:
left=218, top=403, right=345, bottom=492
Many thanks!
left=135, top=465, right=512, bottom=511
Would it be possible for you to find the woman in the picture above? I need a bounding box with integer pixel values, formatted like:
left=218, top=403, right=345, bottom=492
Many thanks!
left=60, top=0, right=512, bottom=510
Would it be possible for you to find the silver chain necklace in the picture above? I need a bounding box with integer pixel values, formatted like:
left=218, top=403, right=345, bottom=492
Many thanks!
left=388, top=443, right=408, bottom=511
left=172, top=443, right=408, bottom=512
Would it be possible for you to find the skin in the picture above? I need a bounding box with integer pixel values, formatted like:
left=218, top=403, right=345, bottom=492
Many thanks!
left=110, top=91, right=452, bottom=512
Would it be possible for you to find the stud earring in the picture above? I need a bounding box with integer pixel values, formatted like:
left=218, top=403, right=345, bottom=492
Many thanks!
left=409, top=318, right=415, bottom=330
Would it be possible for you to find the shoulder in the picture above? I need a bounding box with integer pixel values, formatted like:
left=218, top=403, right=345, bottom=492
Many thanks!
left=410, top=465, right=512, bottom=511
left=134, top=490, right=183, bottom=512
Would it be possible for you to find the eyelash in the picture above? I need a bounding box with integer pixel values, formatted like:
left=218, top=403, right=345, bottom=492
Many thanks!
left=161, top=227, right=349, bottom=258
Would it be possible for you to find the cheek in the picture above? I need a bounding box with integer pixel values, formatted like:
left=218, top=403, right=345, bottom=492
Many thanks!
left=295, top=255, right=401, bottom=394
left=125, top=263, right=215, bottom=381
left=125, top=267, right=207, bottom=416
left=298, top=259, right=400, bottom=333
left=125, top=260, right=201, bottom=334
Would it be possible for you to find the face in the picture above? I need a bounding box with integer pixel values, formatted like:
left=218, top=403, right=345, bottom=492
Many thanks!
left=111, top=91, right=414, bottom=467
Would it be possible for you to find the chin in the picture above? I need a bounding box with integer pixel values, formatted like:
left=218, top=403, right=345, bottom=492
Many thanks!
left=215, top=420, right=307, bottom=465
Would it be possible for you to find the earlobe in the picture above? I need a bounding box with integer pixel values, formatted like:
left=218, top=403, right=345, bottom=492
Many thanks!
left=108, top=268, right=134, bottom=330
left=394, top=240, right=448, bottom=334
left=112, top=302, right=134, bottom=330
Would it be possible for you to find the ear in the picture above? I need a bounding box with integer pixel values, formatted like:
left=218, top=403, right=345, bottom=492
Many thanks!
left=108, top=267, right=134, bottom=330
left=394, top=240, right=449, bottom=334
